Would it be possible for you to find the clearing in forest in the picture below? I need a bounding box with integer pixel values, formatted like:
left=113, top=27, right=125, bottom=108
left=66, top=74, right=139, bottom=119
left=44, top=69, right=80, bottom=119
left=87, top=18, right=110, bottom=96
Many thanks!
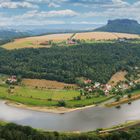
left=108, top=71, right=127, bottom=86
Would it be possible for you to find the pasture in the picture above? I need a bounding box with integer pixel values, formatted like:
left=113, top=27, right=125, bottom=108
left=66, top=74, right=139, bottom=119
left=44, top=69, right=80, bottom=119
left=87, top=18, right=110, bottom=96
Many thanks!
left=22, top=78, right=77, bottom=89
left=0, top=85, right=111, bottom=107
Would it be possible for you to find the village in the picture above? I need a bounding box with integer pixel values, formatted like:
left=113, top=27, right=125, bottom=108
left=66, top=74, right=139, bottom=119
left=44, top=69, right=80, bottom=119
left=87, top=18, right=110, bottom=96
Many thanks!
left=80, top=67, right=140, bottom=100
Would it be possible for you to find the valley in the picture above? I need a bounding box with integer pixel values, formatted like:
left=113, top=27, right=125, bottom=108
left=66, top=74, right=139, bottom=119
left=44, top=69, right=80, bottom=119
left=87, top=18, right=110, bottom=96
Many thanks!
left=1, top=0, right=140, bottom=138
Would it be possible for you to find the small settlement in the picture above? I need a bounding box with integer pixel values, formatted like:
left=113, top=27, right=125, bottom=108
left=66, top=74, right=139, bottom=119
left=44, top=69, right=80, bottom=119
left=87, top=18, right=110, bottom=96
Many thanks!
left=82, top=67, right=140, bottom=97
left=6, top=75, right=17, bottom=84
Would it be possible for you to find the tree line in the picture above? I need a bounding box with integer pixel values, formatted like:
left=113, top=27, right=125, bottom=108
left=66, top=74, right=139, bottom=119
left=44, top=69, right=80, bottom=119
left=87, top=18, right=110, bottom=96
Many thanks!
left=1, top=123, right=140, bottom=140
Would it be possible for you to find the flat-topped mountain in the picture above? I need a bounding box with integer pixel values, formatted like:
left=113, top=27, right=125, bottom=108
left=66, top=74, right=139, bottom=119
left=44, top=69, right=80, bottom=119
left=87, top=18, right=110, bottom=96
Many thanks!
left=94, top=19, right=140, bottom=34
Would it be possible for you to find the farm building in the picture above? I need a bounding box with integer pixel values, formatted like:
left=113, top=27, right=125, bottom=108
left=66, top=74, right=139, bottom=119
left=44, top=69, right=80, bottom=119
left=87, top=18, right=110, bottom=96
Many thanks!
left=6, top=75, right=17, bottom=84
left=66, top=39, right=77, bottom=45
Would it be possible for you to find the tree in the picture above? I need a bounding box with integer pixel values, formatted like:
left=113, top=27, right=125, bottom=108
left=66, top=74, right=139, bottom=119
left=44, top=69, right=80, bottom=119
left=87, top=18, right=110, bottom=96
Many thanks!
left=116, top=96, right=121, bottom=102
left=80, top=89, right=84, bottom=96
left=128, top=94, right=132, bottom=99
left=58, top=100, right=66, bottom=107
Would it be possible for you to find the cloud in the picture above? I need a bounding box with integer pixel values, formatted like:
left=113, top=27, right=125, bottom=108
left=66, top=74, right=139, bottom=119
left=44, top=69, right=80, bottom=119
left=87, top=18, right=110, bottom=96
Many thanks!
left=19, top=9, right=79, bottom=18
left=25, top=0, right=113, bottom=8
left=26, top=0, right=67, bottom=7
left=81, top=0, right=140, bottom=21
left=0, top=0, right=140, bottom=27
left=0, top=13, right=66, bottom=26
left=72, top=0, right=129, bottom=8
left=48, top=2, right=60, bottom=8
left=0, top=9, right=79, bottom=26
left=0, top=0, right=38, bottom=9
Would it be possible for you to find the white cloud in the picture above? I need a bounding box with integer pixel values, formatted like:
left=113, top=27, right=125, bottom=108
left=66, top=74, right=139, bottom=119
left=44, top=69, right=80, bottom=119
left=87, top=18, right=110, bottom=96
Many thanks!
left=26, top=0, right=68, bottom=7
left=81, top=0, right=140, bottom=21
left=0, top=1, right=38, bottom=9
left=0, top=9, right=78, bottom=26
left=70, top=21, right=104, bottom=25
left=0, top=14, right=66, bottom=26
left=48, top=2, right=60, bottom=8
left=0, top=0, right=140, bottom=27
left=19, top=9, right=79, bottom=18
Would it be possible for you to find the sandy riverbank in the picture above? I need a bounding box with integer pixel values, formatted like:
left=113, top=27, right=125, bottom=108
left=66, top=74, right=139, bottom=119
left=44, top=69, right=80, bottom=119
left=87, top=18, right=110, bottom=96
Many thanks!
left=5, top=101, right=96, bottom=114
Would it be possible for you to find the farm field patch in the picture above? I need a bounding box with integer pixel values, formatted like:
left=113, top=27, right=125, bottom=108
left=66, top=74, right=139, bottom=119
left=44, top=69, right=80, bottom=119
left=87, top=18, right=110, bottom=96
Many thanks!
left=2, top=33, right=73, bottom=49
left=74, top=32, right=140, bottom=40
left=22, top=78, right=77, bottom=89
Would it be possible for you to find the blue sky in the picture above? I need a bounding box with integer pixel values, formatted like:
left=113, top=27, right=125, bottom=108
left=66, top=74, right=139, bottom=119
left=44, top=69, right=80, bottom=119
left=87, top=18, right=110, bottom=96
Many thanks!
left=0, top=0, right=140, bottom=29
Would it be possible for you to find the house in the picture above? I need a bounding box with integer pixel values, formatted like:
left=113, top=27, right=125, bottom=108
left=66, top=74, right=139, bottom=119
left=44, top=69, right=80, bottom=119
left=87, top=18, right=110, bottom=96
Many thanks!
left=6, top=75, right=17, bottom=84
left=105, top=84, right=112, bottom=91
left=102, top=84, right=112, bottom=95
left=94, top=82, right=101, bottom=88
left=104, top=89, right=109, bottom=96
left=67, top=39, right=77, bottom=45
left=117, top=38, right=128, bottom=42
left=84, top=79, right=92, bottom=84
left=40, top=41, right=49, bottom=45
left=88, top=88, right=92, bottom=92
left=129, top=82, right=134, bottom=86
left=118, top=83, right=128, bottom=90
left=135, top=66, right=139, bottom=70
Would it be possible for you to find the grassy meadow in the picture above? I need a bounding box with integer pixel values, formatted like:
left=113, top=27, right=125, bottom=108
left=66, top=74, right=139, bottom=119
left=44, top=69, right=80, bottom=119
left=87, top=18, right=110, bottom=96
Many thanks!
left=0, top=84, right=112, bottom=108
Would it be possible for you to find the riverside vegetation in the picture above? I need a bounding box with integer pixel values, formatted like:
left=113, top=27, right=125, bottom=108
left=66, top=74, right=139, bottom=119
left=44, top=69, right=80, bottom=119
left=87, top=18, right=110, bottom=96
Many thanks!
left=1, top=122, right=140, bottom=140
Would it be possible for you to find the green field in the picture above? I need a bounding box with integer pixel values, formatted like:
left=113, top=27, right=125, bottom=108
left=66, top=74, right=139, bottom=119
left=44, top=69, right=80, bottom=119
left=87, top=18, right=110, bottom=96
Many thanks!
left=0, top=85, right=112, bottom=108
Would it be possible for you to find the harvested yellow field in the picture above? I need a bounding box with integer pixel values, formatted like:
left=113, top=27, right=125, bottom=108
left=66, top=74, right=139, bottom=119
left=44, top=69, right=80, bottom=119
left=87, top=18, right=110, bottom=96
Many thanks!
left=108, top=71, right=127, bottom=86
left=3, top=33, right=73, bottom=50
left=3, top=32, right=140, bottom=50
left=74, top=32, right=140, bottom=40
left=22, top=78, right=77, bottom=89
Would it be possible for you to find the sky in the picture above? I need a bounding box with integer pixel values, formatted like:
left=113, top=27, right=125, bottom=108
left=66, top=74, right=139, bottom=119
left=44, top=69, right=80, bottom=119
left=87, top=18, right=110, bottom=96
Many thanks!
left=0, top=0, right=140, bottom=29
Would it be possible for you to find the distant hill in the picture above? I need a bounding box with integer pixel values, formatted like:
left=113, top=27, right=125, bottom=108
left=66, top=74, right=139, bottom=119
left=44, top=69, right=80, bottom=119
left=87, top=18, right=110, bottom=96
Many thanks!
left=0, top=29, right=30, bottom=45
left=94, top=19, right=140, bottom=34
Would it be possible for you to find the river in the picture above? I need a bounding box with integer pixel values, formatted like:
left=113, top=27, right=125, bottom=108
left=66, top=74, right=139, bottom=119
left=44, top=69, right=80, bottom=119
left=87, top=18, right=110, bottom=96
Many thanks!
left=0, top=100, right=140, bottom=132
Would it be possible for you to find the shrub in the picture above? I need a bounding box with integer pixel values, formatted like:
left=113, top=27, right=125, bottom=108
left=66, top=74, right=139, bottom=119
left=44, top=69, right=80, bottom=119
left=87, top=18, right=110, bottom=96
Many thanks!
left=58, top=100, right=66, bottom=107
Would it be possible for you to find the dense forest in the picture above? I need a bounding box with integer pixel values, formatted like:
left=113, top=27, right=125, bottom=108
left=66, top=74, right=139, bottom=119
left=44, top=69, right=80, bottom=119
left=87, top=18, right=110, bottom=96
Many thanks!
left=1, top=123, right=140, bottom=140
left=0, top=42, right=140, bottom=84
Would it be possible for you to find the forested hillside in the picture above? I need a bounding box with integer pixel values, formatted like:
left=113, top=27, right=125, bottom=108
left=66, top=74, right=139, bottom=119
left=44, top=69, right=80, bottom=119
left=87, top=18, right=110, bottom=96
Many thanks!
left=0, top=42, right=140, bottom=84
